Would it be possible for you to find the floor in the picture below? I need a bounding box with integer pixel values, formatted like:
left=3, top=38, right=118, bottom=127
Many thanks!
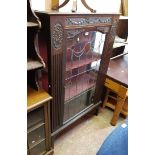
left=53, top=107, right=125, bottom=155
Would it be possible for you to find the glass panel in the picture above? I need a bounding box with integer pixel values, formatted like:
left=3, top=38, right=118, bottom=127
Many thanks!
left=64, top=103, right=69, bottom=122
left=27, top=107, right=44, bottom=130
left=64, top=88, right=95, bottom=122
left=66, top=31, right=105, bottom=72
left=65, top=62, right=99, bottom=101
left=28, top=125, right=45, bottom=148
left=64, top=31, right=106, bottom=121
left=29, top=140, right=46, bottom=155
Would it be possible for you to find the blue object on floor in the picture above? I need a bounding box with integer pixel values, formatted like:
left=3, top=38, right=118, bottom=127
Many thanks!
left=97, top=121, right=128, bottom=155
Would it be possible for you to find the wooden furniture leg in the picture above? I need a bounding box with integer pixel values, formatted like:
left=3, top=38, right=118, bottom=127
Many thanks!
left=110, top=85, right=127, bottom=126
left=95, top=107, right=99, bottom=116
left=102, top=89, right=110, bottom=109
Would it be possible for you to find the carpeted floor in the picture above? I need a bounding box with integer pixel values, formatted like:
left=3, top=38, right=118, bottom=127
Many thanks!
left=53, top=107, right=125, bottom=155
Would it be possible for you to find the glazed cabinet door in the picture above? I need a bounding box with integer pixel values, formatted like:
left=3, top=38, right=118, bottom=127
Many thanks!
left=27, top=103, right=53, bottom=155
left=27, top=107, right=46, bottom=155
left=63, top=30, right=107, bottom=122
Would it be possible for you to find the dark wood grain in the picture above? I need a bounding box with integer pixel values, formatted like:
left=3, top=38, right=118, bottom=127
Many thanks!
left=36, top=11, right=120, bottom=136
left=27, top=87, right=52, bottom=112
left=107, top=54, right=128, bottom=87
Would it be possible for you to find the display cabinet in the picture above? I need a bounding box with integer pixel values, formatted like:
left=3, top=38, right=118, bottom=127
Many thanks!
left=27, top=0, right=54, bottom=154
left=36, top=11, right=120, bottom=135
left=27, top=87, right=53, bottom=155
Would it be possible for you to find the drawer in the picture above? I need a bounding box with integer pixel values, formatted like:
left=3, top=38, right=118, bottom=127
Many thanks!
left=29, top=140, right=46, bottom=155
left=27, top=107, right=44, bottom=129
left=28, top=125, right=45, bottom=148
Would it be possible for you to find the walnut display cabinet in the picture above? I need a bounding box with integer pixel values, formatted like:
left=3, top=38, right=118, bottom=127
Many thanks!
left=36, top=11, right=120, bottom=136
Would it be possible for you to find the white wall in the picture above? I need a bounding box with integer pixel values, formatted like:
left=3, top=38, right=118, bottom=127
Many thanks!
left=31, top=0, right=45, bottom=10
left=31, top=0, right=121, bottom=13
left=59, top=0, right=121, bottom=13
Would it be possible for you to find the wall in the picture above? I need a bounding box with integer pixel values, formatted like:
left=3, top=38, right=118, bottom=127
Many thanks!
left=31, top=0, right=121, bottom=13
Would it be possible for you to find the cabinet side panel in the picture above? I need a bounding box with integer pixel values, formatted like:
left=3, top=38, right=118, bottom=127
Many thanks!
left=36, top=14, right=65, bottom=132
left=50, top=17, right=65, bottom=132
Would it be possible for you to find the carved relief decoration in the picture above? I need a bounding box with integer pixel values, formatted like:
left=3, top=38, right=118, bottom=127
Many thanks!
left=108, top=17, right=119, bottom=48
left=66, top=29, right=85, bottom=39
left=65, top=17, right=112, bottom=26
left=100, top=17, right=119, bottom=74
left=52, top=23, right=63, bottom=48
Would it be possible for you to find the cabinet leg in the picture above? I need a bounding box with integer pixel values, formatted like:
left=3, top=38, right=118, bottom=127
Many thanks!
left=111, top=85, right=127, bottom=126
left=110, top=97, right=126, bottom=126
left=95, top=107, right=99, bottom=116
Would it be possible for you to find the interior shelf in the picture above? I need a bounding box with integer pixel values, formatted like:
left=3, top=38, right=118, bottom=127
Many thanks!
left=27, top=21, right=39, bottom=27
left=27, top=122, right=45, bottom=134
left=27, top=58, right=44, bottom=71
left=65, top=59, right=100, bottom=80
left=28, top=138, right=45, bottom=150
left=27, top=107, right=44, bottom=130
left=27, top=86, right=52, bottom=112
left=66, top=56, right=100, bottom=72
left=66, top=67, right=96, bottom=81
left=65, top=72, right=97, bottom=101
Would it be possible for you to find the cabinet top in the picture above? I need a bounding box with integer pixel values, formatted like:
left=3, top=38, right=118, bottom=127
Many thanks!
left=27, top=87, right=52, bottom=112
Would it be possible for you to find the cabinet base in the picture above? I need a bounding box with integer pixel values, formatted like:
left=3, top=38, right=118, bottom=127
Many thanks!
left=51, top=101, right=102, bottom=139
left=45, top=148, right=54, bottom=155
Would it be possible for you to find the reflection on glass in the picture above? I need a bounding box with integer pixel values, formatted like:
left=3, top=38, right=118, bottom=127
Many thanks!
left=64, top=31, right=106, bottom=122
left=66, top=31, right=105, bottom=72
